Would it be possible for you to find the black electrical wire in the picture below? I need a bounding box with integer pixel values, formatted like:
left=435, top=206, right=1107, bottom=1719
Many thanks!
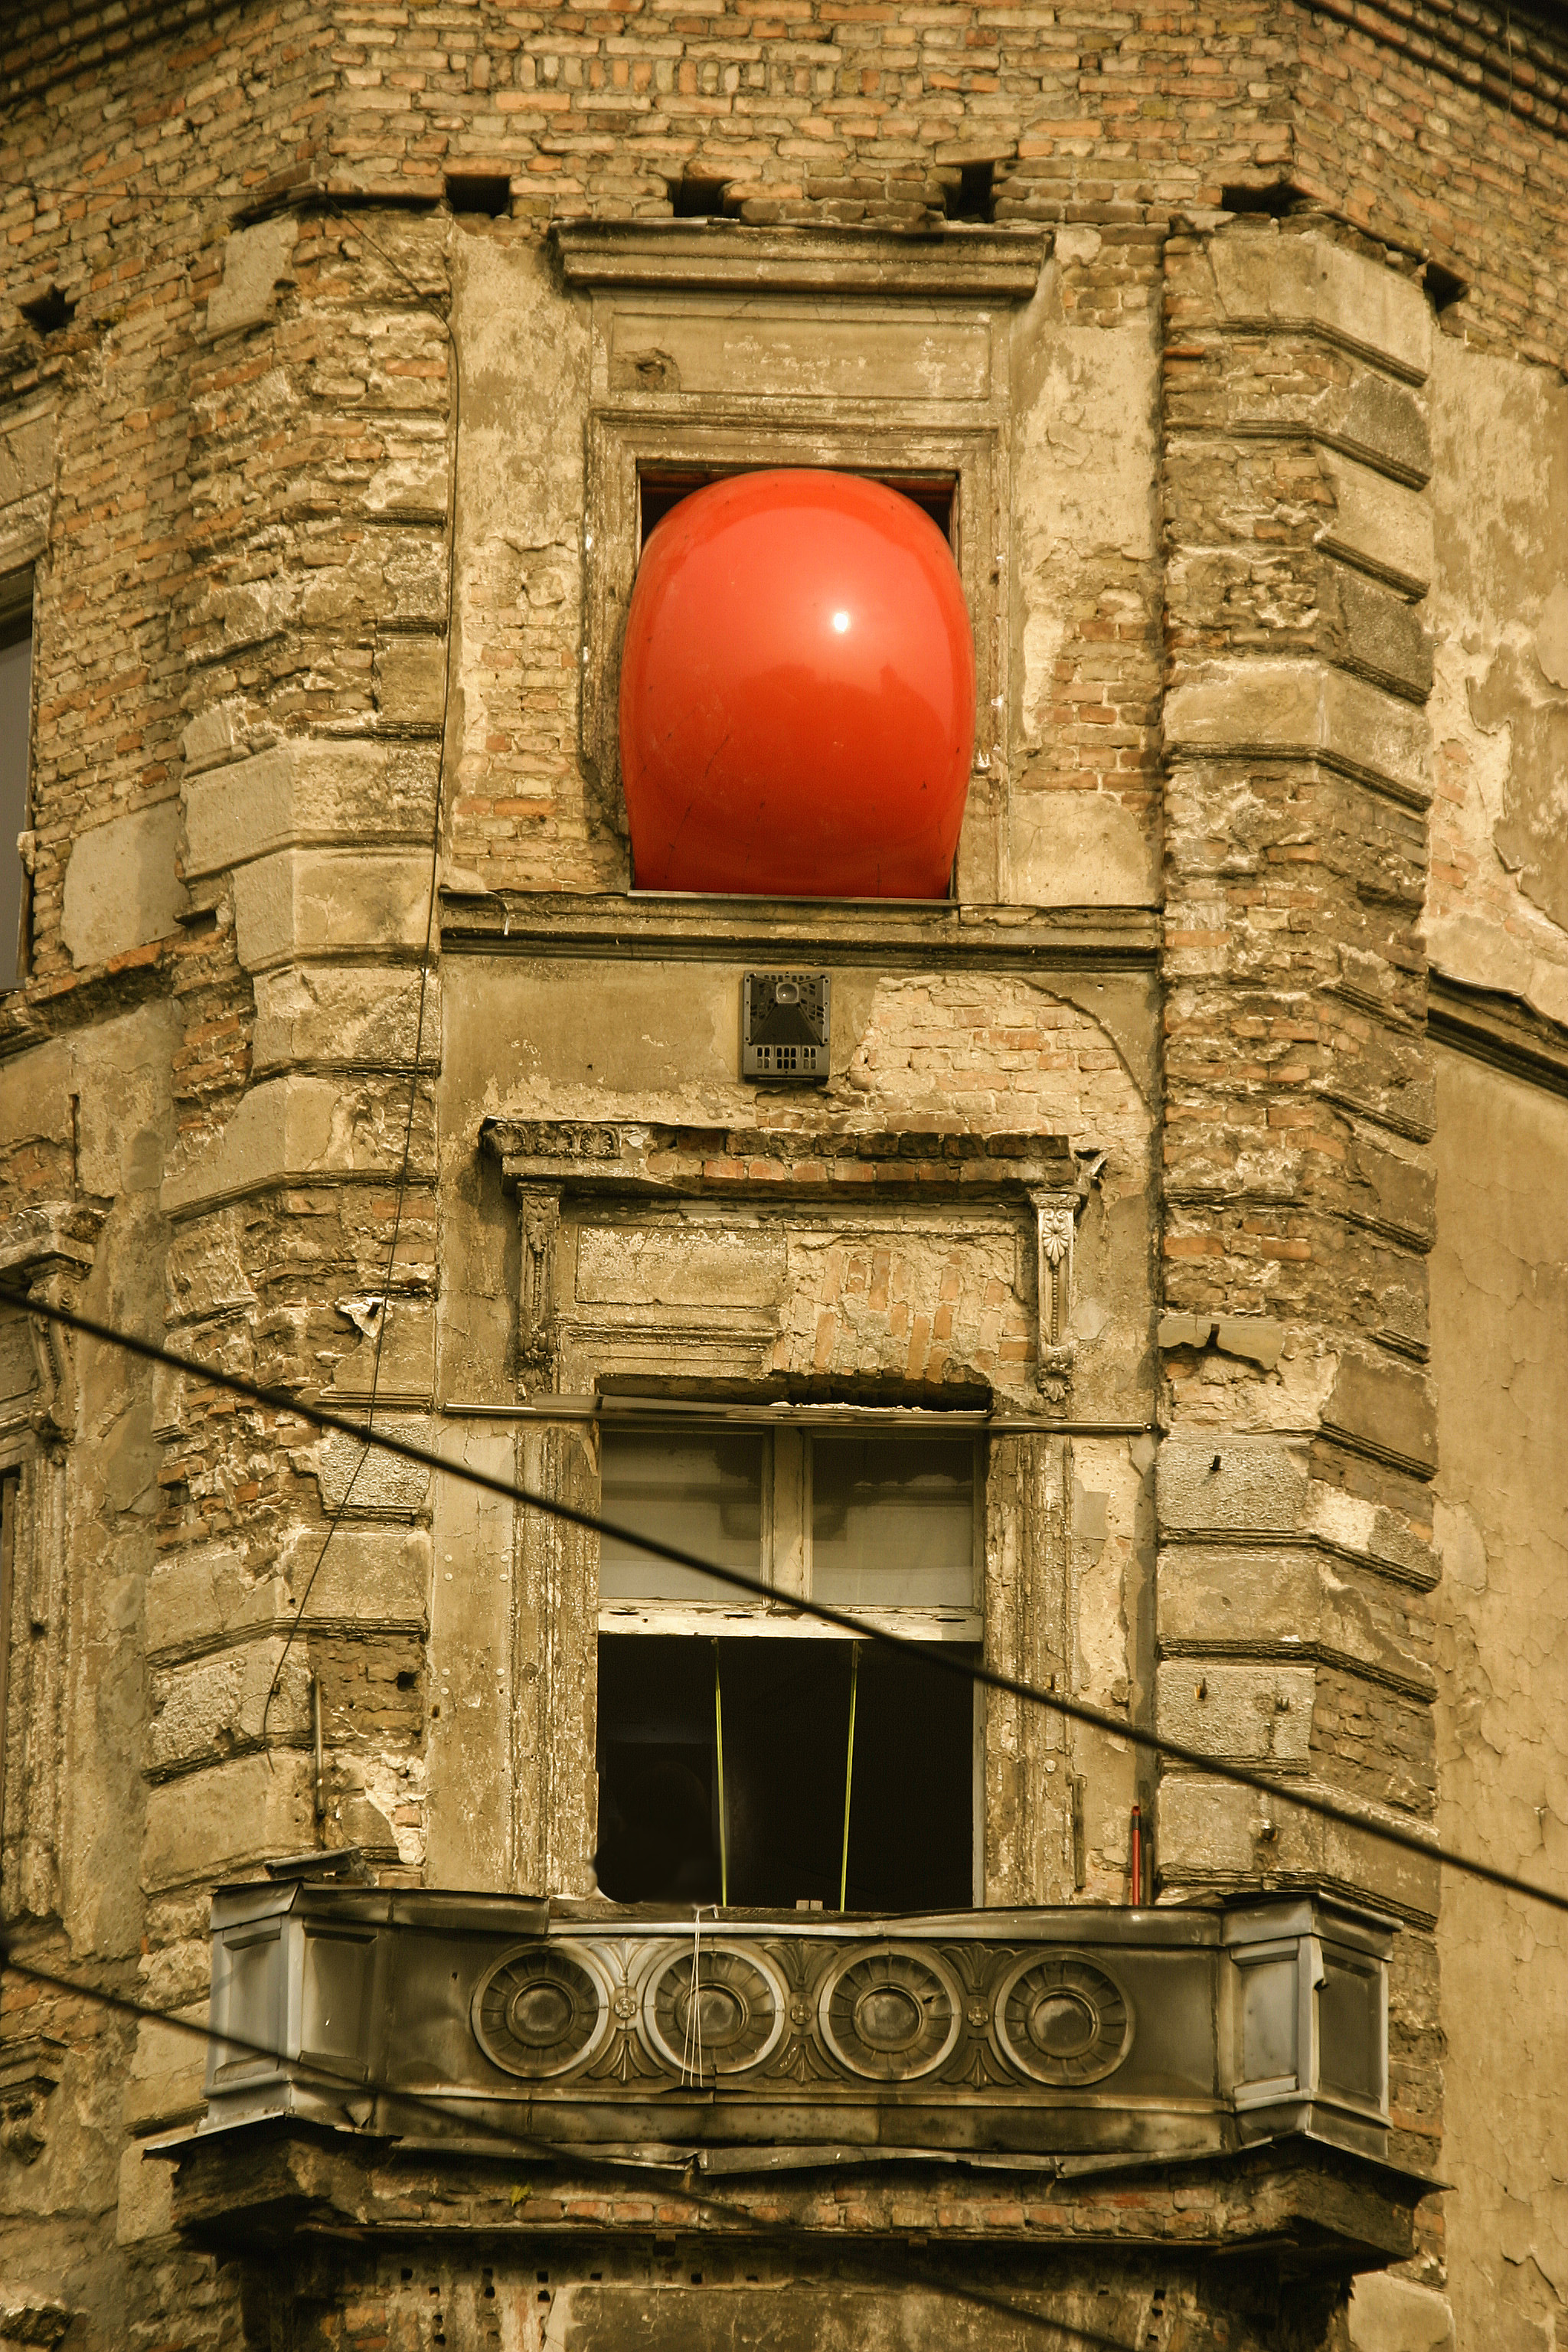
left=7, top=1282, right=1566, bottom=1922
left=0, top=1943, right=1181, bottom=2352
left=260, top=211, right=462, bottom=1748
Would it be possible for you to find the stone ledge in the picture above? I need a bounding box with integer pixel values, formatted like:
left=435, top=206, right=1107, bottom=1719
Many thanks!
left=165, top=2127, right=1424, bottom=2274
left=161, top=1076, right=434, bottom=1217
left=142, top=1753, right=315, bottom=1894
left=1204, top=227, right=1432, bottom=384
left=439, top=889, right=1162, bottom=970
left=1157, top=1547, right=1437, bottom=1699
left=553, top=219, right=1049, bottom=302
left=1427, top=972, right=1568, bottom=1100
left=1164, top=662, right=1431, bottom=806
left=62, top=802, right=188, bottom=969
left=183, top=740, right=436, bottom=874
left=1155, top=1661, right=1317, bottom=1766
left=1316, top=450, right=1434, bottom=599
left=1155, top=1776, right=1439, bottom=1924
left=232, top=849, right=433, bottom=974
left=1320, top=1352, right=1438, bottom=1481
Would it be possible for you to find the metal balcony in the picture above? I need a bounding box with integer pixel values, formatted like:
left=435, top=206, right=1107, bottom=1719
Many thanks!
left=191, top=1878, right=1395, bottom=2169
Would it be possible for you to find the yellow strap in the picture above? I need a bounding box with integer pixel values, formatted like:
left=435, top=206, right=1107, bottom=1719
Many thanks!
left=713, top=1640, right=728, bottom=1909
left=839, top=1641, right=860, bottom=1912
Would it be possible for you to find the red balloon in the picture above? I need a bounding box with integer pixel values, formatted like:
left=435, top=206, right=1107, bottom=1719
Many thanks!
left=618, top=469, right=976, bottom=899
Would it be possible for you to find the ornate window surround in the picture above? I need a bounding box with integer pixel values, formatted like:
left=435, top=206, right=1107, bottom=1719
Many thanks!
left=0, top=1201, right=100, bottom=1925
left=557, top=222, right=1047, bottom=902
left=479, top=1116, right=1095, bottom=1905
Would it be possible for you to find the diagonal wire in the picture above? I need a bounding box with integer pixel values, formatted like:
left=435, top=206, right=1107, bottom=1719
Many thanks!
left=260, top=211, right=461, bottom=1752
left=6, top=1282, right=1566, bottom=1921
left=1, top=1944, right=1185, bottom=2352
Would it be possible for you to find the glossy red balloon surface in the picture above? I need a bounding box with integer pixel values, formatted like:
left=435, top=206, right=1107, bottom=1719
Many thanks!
left=619, top=469, right=976, bottom=898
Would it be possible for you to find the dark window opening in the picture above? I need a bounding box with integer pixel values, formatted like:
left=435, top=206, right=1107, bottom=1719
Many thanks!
left=671, top=175, right=730, bottom=219
left=946, top=162, right=995, bottom=224
left=1424, top=260, right=1468, bottom=315
left=594, top=1634, right=975, bottom=1911
left=21, top=286, right=74, bottom=335
left=1220, top=181, right=1308, bottom=217
left=0, top=572, right=32, bottom=992
left=638, top=466, right=958, bottom=553
left=444, top=172, right=511, bottom=218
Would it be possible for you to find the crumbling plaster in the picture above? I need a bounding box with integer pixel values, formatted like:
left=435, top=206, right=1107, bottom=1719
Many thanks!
left=1430, top=1050, right=1568, bottom=2351
left=447, top=227, right=601, bottom=884
left=1426, top=336, right=1568, bottom=1024
left=1008, top=250, right=1161, bottom=908
left=435, top=960, right=1153, bottom=1411
left=428, top=959, right=1156, bottom=1897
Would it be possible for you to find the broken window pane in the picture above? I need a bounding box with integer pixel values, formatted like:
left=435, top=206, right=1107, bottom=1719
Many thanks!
left=0, top=574, right=32, bottom=992
left=810, top=1436, right=973, bottom=1606
left=598, top=1429, right=764, bottom=1602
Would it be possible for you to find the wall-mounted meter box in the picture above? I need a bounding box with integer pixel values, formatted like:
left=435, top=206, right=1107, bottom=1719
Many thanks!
left=742, top=972, right=831, bottom=1083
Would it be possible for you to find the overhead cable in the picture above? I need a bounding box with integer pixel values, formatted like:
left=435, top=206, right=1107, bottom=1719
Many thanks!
left=7, top=1283, right=1565, bottom=1920
left=1, top=1944, right=1171, bottom=2352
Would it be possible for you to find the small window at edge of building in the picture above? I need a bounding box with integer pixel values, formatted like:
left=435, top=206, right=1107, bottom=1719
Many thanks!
left=0, top=570, right=34, bottom=992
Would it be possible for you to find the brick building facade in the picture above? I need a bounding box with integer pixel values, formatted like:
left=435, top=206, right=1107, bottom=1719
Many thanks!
left=1, top=1, right=1566, bottom=2346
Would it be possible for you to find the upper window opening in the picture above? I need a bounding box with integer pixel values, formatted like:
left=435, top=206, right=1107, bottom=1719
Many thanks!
left=445, top=172, right=511, bottom=218
left=945, top=162, right=995, bottom=224
left=619, top=468, right=975, bottom=900
left=670, top=175, right=731, bottom=220
left=0, top=570, right=33, bottom=993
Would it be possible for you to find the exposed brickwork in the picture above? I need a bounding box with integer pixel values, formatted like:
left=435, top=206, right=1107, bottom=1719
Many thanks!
left=2, top=4, right=1563, bottom=2347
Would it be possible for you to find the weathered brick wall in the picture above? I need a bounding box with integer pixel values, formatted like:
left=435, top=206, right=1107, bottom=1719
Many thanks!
left=2, top=4, right=1564, bottom=2347
left=1156, top=214, right=1445, bottom=2240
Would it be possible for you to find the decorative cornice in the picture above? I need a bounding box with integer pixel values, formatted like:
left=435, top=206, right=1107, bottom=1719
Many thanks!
left=551, top=220, right=1049, bottom=302
left=481, top=1117, right=1086, bottom=1202
left=439, top=889, right=1161, bottom=972
left=1428, top=970, right=1568, bottom=1099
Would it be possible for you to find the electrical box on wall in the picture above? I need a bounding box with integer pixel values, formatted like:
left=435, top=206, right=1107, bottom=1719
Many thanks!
left=742, top=972, right=830, bottom=1082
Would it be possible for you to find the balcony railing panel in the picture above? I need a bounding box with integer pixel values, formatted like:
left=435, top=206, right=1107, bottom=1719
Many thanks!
left=197, top=1885, right=1394, bottom=2166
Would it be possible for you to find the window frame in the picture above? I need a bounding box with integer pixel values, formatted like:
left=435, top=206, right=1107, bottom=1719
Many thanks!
left=581, top=412, right=1004, bottom=897
left=592, top=1408, right=989, bottom=1908
left=594, top=1410, right=987, bottom=1645
left=0, top=564, right=34, bottom=993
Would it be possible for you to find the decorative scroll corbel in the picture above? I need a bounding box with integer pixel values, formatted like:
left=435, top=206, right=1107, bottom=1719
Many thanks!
left=0, top=1211, right=100, bottom=1457
left=1030, top=1187, right=1083, bottom=1411
left=25, top=1269, right=79, bottom=1455
left=0, top=2034, right=66, bottom=2164
left=518, top=1186, right=562, bottom=1389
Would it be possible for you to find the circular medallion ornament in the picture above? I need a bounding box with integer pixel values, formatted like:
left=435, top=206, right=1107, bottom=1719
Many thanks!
left=992, top=1952, right=1132, bottom=2088
left=640, top=1942, right=787, bottom=2079
left=472, top=1942, right=610, bottom=2080
left=818, top=1946, right=962, bottom=2082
